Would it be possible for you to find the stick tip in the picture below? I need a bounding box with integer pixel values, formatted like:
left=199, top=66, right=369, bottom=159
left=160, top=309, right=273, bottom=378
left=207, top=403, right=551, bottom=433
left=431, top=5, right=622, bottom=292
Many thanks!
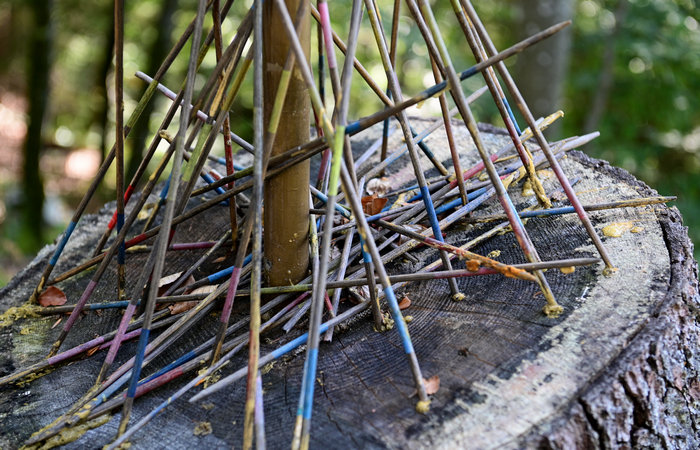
left=550, top=20, right=573, bottom=33
left=451, top=292, right=466, bottom=302
left=542, top=303, right=564, bottom=318
left=415, top=399, right=431, bottom=414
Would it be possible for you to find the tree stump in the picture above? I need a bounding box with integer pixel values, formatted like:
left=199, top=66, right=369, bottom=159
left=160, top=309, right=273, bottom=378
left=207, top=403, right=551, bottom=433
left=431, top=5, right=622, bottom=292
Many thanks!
left=0, top=122, right=698, bottom=449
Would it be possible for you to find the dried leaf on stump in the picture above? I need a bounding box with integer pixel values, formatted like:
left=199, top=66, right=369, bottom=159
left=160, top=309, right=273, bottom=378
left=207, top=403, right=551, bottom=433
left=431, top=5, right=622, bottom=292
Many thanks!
left=361, top=194, right=388, bottom=215
left=39, top=286, right=67, bottom=307
left=189, top=285, right=218, bottom=295
left=169, top=301, right=199, bottom=315
left=424, top=375, right=440, bottom=395
left=157, top=272, right=195, bottom=297
left=158, top=272, right=183, bottom=288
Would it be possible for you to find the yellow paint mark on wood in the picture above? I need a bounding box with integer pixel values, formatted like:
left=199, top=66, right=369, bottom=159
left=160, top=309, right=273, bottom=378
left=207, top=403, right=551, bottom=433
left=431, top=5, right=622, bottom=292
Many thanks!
left=193, top=421, right=212, bottom=436
left=602, top=221, right=635, bottom=237
left=16, top=368, right=54, bottom=388
left=415, top=400, right=431, bottom=414
left=0, top=303, right=40, bottom=327
left=23, top=414, right=111, bottom=450
left=521, top=178, right=535, bottom=197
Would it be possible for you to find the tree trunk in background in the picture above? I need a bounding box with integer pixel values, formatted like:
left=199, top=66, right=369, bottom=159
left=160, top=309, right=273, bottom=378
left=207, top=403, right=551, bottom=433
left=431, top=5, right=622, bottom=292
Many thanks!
left=583, top=0, right=629, bottom=135
left=514, top=0, right=573, bottom=138
left=0, top=3, right=18, bottom=76
left=125, top=0, right=178, bottom=181
left=21, top=0, right=53, bottom=250
left=95, top=6, right=114, bottom=162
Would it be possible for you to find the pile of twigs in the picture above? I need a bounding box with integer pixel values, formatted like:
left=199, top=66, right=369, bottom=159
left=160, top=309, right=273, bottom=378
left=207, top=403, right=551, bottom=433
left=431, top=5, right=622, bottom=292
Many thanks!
left=1, top=1, right=674, bottom=448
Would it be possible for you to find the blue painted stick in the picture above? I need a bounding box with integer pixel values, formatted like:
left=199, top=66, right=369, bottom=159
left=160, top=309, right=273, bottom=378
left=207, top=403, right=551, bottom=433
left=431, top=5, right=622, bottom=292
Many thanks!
left=364, top=0, right=463, bottom=301
left=462, top=0, right=614, bottom=269
left=115, top=0, right=208, bottom=438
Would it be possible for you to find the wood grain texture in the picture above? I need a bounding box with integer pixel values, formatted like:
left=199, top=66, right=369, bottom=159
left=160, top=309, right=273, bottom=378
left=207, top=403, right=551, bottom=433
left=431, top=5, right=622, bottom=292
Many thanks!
left=518, top=156, right=700, bottom=450
left=0, top=123, right=696, bottom=449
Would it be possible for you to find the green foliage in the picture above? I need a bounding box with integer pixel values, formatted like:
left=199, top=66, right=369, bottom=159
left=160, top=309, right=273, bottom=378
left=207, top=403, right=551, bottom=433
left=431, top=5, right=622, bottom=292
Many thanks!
left=1, top=0, right=698, bottom=278
left=563, top=0, right=700, bottom=248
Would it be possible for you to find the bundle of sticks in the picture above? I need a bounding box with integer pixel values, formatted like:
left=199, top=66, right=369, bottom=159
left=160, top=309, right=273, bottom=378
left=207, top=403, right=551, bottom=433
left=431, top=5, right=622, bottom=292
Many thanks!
left=2, top=1, right=674, bottom=448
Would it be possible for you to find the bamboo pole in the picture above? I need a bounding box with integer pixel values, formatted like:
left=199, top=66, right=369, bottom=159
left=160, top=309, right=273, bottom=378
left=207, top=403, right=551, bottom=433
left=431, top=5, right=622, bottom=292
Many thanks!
left=263, top=0, right=311, bottom=285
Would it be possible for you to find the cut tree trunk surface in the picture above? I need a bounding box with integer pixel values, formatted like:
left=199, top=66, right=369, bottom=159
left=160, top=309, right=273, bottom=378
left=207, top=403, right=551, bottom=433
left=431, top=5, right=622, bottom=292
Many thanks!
left=0, top=121, right=698, bottom=449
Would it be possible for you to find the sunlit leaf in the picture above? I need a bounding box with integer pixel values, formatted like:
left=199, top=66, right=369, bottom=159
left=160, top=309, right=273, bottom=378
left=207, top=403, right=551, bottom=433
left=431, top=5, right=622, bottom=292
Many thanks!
left=361, top=194, right=388, bottom=215
left=424, top=375, right=440, bottom=395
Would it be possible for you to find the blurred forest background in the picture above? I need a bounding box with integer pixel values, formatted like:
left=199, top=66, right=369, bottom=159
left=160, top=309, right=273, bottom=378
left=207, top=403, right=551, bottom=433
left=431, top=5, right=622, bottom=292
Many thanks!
left=0, top=0, right=698, bottom=285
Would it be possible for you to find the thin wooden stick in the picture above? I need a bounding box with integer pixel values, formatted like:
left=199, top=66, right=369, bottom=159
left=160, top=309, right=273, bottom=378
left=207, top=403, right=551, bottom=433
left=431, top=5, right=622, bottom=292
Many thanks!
left=212, top=0, right=239, bottom=250
left=115, top=0, right=209, bottom=438
left=114, top=0, right=126, bottom=308
left=243, top=1, right=265, bottom=446
left=295, top=1, right=363, bottom=446
left=255, top=370, right=267, bottom=449
left=448, top=0, right=549, bottom=208
left=208, top=0, right=308, bottom=369
left=378, top=0, right=401, bottom=176
left=431, top=57, right=467, bottom=205
left=364, top=0, right=462, bottom=301
left=462, top=0, right=614, bottom=270
left=463, top=196, right=677, bottom=223
left=414, top=0, right=561, bottom=317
